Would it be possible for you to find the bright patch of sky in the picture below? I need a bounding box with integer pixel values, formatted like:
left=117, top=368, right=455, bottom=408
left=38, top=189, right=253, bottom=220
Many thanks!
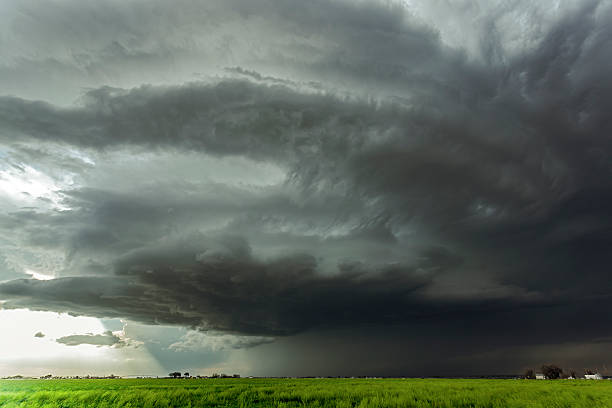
left=0, top=309, right=163, bottom=377
left=0, top=163, right=65, bottom=210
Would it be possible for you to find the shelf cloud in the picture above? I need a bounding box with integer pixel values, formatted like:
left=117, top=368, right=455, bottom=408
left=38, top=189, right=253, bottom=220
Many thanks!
left=0, top=0, right=611, bottom=375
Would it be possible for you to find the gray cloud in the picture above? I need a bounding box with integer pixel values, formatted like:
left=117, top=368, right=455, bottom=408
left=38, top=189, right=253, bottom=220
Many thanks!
left=169, top=331, right=275, bottom=352
left=0, top=0, right=611, bottom=375
left=0, top=0, right=457, bottom=104
left=0, top=234, right=443, bottom=335
left=56, top=331, right=125, bottom=348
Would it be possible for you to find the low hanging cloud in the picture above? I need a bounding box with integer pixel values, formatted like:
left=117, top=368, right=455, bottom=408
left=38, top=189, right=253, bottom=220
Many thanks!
left=0, top=234, right=448, bottom=335
left=169, top=331, right=275, bottom=352
left=55, top=330, right=133, bottom=348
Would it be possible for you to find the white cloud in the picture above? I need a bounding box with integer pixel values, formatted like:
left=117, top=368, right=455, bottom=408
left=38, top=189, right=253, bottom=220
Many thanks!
left=169, top=330, right=275, bottom=352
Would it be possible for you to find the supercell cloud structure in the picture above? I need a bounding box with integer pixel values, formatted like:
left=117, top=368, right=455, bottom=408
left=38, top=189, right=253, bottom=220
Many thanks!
left=0, top=0, right=611, bottom=375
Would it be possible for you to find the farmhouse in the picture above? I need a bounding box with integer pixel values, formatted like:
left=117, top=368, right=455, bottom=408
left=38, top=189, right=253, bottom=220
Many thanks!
left=585, top=373, right=603, bottom=380
left=535, top=373, right=546, bottom=380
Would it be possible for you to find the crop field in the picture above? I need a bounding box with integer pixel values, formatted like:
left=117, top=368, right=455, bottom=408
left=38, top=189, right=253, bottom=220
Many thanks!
left=2, top=378, right=612, bottom=408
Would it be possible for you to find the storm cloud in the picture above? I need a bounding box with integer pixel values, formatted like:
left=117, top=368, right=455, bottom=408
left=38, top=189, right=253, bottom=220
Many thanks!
left=1, top=0, right=611, bottom=375
left=0, top=235, right=442, bottom=335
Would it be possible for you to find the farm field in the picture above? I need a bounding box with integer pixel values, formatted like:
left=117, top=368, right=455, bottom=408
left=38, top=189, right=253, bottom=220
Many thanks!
left=2, top=378, right=612, bottom=408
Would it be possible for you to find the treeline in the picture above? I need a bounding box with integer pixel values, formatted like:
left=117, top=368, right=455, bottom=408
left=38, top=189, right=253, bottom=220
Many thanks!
left=523, top=365, right=602, bottom=379
left=167, top=372, right=240, bottom=379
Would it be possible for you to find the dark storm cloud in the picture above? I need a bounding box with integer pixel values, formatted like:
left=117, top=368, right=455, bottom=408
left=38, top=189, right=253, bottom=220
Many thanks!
left=0, top=182, right=391, bottom=274
left=0, top=81, right=361, bottom=157
left=0, top=71, right=606, bottom=230
left=0, top=0, right=611, bottom=375
left=0, top=234, right=443, bottom=335
left=56, top=331, right=125, bottom=347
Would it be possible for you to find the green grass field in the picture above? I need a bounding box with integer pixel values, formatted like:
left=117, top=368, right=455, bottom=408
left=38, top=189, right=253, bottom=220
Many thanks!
left=2, top=378, right=612, bottom=408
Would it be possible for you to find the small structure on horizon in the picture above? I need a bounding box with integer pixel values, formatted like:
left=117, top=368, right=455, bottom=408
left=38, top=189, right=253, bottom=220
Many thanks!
left=535, top=373, right=546, bottom=380
left=585, top=373, right=603, bottom=380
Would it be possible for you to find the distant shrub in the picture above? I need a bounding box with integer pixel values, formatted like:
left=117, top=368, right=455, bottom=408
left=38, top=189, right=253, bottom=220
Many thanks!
left=541, top=364, right=564, bottom=380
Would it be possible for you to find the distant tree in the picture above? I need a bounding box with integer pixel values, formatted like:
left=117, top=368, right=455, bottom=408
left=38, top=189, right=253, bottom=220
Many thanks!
left=585, top=369, right=595, bottom=375
left=523, top=369, right=535, bottom=379
left=169, top=372, right=181, bottom=378
left=569, top=370, right=577, bottom=378
left=541, top=365, right=563, bottom=380
left=184, top=372, right=190, bottom=377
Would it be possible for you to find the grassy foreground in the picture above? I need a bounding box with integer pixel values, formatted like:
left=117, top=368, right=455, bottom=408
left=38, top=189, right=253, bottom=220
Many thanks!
left=2, top=378, right=612, bottom=408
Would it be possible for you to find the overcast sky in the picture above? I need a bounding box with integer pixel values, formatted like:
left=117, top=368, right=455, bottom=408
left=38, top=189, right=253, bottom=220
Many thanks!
left=1, top=0, right=611, bottom=377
